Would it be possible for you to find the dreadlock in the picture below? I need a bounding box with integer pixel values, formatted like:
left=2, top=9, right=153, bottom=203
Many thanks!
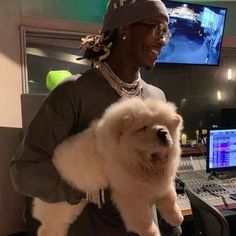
left=79, top=30, right=118, bottom=64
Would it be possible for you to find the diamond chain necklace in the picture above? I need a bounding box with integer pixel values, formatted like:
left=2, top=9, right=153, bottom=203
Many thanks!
left=98, top=62, right=144, bottom=98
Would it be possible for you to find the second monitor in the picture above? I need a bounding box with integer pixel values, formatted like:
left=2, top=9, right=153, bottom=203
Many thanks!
left=207, top=127, right=236, bottom=178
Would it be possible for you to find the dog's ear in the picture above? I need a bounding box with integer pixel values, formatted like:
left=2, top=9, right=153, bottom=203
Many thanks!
left=119, top=114, right=134, bottom=135
left=170, top=114, right=183, bottom=130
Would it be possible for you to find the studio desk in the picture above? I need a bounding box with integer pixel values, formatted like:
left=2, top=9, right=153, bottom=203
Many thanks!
left=177, top=146, right=236, bottom=217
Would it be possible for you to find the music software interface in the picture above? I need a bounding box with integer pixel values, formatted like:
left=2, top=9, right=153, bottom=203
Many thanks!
left=208, top=129, right=236, bottom=169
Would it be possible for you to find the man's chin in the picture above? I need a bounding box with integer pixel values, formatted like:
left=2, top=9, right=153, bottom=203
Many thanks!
left=143, top=62, right=156, bottom=70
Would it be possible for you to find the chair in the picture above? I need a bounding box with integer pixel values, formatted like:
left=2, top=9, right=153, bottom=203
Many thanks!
left=185, top=186, right=230, bottom=236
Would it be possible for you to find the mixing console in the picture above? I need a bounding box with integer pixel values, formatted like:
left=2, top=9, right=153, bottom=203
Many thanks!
left=176, top=155, right=236, bottom=215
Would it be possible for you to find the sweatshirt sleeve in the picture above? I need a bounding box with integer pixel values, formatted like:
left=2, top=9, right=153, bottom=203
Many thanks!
left=143, top=81, right=166, bottom=102
left=10, top=83, right=85, bottom=204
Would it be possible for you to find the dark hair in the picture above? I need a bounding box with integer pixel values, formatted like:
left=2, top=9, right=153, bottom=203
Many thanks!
left=79, top=30, right=118, bottom=63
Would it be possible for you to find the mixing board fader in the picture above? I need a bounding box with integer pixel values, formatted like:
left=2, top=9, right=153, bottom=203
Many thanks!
left=177, top=156, right=236, bottom=215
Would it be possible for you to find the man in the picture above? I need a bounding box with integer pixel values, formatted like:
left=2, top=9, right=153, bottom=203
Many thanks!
left=11, top=1, right=182, bottom=235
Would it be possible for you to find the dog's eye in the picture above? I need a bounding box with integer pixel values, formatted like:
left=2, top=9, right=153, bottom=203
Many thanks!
left=137, top=126, right=148, bottom=132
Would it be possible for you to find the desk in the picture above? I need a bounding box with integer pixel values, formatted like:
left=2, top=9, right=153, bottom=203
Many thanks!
left=178, top=192, right=236, bottom=216
left=181, top=146, right=206, bottom=157
left=178, top=147, right=236, bottom=235
left=179, top=147, right=236, bottom=216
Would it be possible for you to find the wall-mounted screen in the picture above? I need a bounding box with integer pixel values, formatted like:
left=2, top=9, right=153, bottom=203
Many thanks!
left=157, top=1, right=227, bottom=66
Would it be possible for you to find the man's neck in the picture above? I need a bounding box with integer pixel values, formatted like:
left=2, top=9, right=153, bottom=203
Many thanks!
left=105, top=54, right=140, bottom=84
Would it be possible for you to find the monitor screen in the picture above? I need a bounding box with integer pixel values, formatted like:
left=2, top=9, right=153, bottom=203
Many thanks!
left=207, top=128, right=236, bottom=172
left=157, top=1, right=227, bottom=65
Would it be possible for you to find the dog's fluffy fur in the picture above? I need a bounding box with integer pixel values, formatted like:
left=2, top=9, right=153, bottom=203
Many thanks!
left=33, top=97, right=183, bottom=236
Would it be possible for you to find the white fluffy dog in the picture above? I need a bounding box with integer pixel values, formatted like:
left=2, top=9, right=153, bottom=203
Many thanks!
left=33, top=97, right=183, bottom=236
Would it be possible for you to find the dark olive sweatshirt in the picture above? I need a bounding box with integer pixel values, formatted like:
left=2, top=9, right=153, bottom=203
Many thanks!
left=10, top=68, right=166, bottom=236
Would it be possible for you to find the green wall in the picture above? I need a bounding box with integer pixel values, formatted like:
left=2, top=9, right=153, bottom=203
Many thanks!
left=20, top=0, right=108, bottom=23
left=20, top=0, right=235, bottom=35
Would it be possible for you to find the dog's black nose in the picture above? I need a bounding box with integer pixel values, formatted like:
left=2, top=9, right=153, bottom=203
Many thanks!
left=156, top=128, right=168, bottom=143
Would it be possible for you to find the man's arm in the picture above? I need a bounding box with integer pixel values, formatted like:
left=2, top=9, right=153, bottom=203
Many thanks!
left=10, top=90, right=84, bottom=204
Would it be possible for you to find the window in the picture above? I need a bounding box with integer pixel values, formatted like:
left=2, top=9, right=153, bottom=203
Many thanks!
left=21, top=26, right=91, bottom=93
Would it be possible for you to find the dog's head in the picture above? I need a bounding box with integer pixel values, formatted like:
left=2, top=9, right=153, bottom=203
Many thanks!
left=95, top=97, right=183, bottom=177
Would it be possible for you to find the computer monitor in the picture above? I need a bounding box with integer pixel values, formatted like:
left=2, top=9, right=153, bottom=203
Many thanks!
left=207, top=127, right=236, bottom=176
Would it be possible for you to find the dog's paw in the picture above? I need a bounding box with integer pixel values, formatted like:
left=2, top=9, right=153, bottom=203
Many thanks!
left=37, top=225, right=68, bottom=236
left=165, top=211, right=184, bottom=227
left=171, top=214, right=184, bottom=227
left=38, top=225, right=50, bottom=236
left=140, top=229, right=161, bottom=236
left=139, top=222, right=161, bottom=236
left=161, top=204, right=183, bottom=227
